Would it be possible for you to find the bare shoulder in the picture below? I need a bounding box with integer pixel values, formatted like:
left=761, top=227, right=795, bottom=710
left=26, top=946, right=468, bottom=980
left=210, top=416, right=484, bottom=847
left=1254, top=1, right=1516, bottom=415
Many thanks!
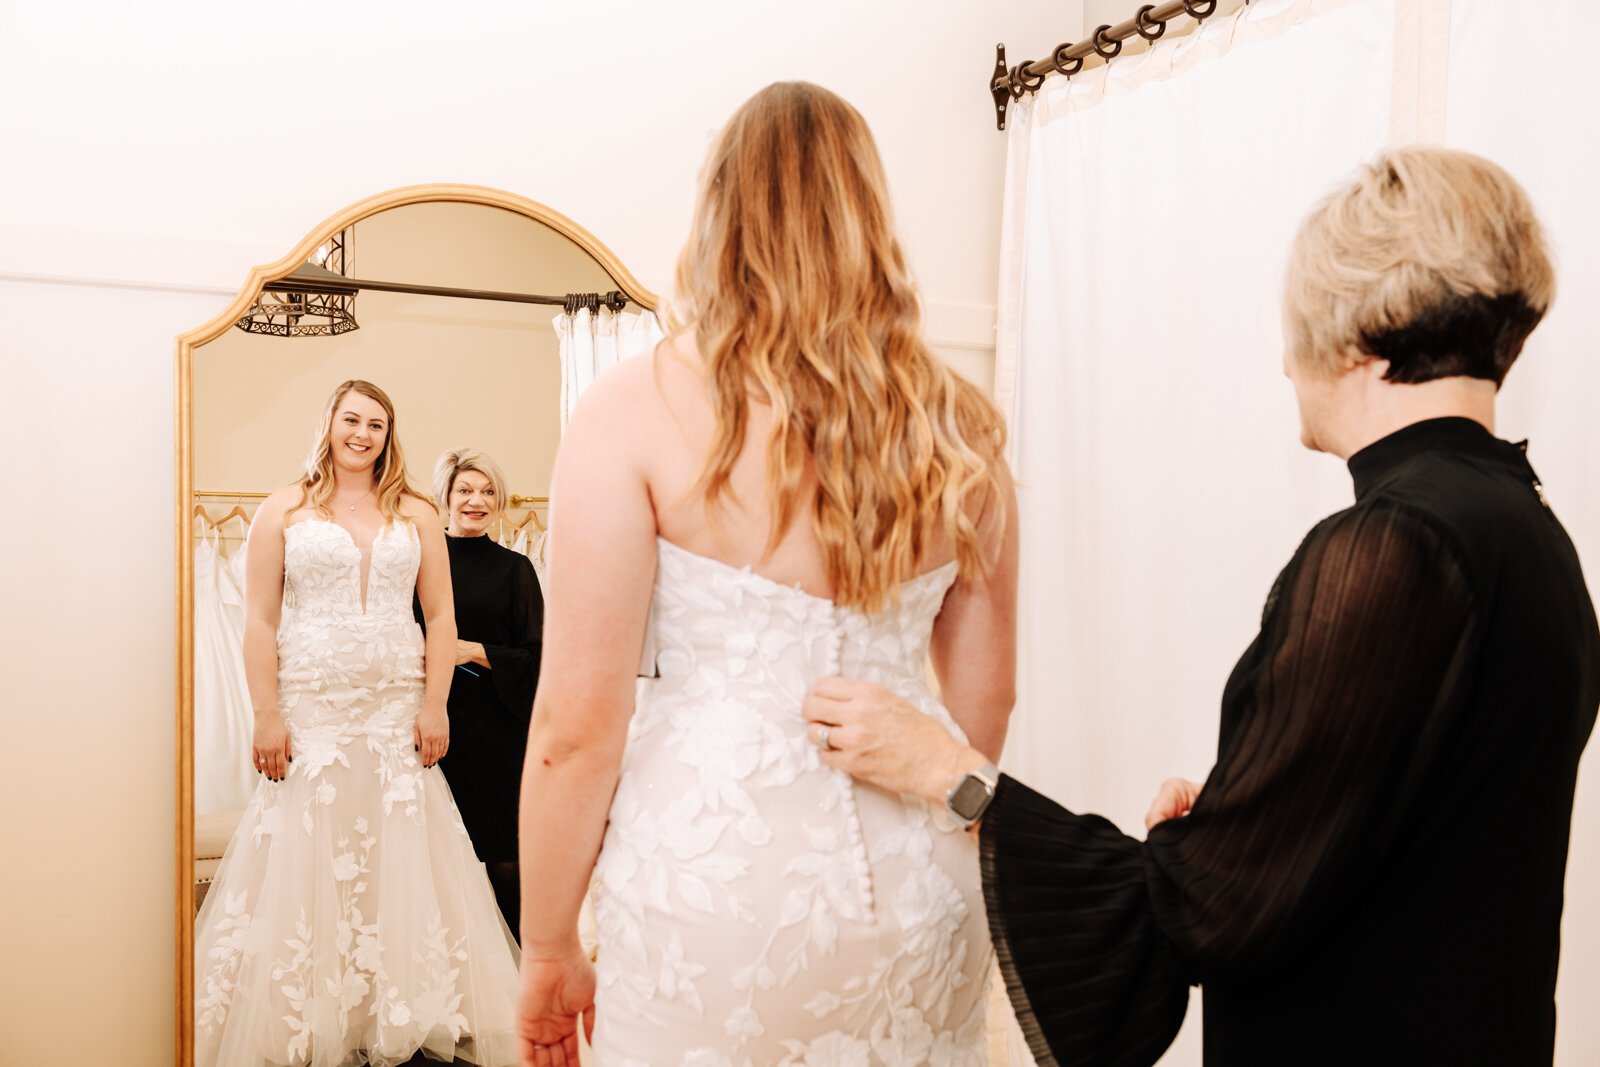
left=399, top=492, right=441, bottom=524
left=257, top=484, right=303, bottom=531
left=563, top=338, right=686, bottom=453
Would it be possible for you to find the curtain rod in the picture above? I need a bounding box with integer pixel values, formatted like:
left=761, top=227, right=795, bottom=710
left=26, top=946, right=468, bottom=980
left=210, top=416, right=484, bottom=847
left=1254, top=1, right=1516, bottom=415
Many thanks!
left=989, top=0, right=1222, bottom=130
left=267, top=262, right=634, bottom=313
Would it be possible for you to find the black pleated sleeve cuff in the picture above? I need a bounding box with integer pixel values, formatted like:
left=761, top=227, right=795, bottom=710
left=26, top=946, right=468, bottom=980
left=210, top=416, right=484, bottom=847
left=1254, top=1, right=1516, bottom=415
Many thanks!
left=980, top=774, right=1189, bottom=1067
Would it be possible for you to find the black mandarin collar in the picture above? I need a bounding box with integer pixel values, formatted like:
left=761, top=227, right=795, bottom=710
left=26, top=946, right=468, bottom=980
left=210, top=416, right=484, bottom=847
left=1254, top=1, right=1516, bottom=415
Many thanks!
left=1347, top=417, right=1530, bottom=501
left=447, top=532, right=498, bottom=555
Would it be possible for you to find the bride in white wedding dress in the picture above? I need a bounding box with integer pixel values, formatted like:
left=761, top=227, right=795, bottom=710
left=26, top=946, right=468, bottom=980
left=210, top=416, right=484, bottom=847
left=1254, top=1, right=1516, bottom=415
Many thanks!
left=194, top=380, right=520, bottom=1067
left=514, top=83, right=1019, bottom=1067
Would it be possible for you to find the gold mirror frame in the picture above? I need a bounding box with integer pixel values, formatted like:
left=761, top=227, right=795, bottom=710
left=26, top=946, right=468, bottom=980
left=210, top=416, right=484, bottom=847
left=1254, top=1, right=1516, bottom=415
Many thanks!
left=172, top=184, right=659, bottom=1065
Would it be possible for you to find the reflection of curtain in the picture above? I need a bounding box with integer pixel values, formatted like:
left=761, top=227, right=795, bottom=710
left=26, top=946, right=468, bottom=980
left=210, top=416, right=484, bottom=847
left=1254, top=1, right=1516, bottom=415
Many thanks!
left=553, top=306, right=665, bottom=430
left=1444, top=5, right=1600, bottom=1061
left=995, top=3, right=1396, bottom=1062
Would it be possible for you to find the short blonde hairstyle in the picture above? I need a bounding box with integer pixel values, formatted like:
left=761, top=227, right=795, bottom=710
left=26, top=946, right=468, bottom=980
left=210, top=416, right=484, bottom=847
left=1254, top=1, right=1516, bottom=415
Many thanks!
left=1284, top=146, right=1554, bottom=384
left=432, top=448, right=509, bottom=521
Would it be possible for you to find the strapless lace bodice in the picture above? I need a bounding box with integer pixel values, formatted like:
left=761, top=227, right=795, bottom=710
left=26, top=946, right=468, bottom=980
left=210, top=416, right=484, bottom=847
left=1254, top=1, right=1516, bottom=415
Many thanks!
left=282, top=519, right=420, bottom=624
left=591, top=537, right=992, bottom=1066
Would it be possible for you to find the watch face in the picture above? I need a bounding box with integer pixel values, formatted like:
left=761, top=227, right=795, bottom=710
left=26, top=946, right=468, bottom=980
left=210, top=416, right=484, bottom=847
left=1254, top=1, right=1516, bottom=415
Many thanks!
left=950, top=775, right=992, bottom=821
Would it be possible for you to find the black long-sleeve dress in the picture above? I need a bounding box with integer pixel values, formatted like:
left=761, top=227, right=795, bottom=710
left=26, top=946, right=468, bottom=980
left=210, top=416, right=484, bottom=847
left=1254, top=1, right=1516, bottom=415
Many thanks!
left=416, top=534, right=543, bottom=870
left=982, top=418, right=1599, bottom=1066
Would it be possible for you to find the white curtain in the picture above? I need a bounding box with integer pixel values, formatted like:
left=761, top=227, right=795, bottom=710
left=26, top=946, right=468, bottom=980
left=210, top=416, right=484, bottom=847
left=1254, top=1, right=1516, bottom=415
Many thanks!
left=997, top=1, right=1398, bottom=1062
left=996, top=0, right=1600, bottom=1063
left=1443, top=4, right=1600, bottom=1062
left=553, top=305, right=666, bottom=431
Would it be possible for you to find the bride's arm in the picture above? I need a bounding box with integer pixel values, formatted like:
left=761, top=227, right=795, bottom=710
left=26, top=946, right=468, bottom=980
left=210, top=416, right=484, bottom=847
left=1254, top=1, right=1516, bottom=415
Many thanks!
left=519, top=363, right=658, bottom=956
left=928, top=461, right=1020, bottom=762
left=243, top=487, right=296, bottom=781
left=410, top=496, right=456, bottom=768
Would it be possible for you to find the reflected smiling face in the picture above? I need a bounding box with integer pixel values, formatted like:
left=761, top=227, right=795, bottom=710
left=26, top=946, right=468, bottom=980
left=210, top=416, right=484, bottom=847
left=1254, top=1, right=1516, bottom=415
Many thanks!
left=330, top=390, right=389, bottom=476
left=448, top=469, right=498, bottom=537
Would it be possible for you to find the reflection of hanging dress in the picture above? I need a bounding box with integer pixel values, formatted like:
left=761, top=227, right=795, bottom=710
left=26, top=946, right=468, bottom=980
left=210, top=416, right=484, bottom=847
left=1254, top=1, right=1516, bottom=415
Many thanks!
left=194, top=530, right=255, bottom=814
left=194, top=519, right=520, bottom=1067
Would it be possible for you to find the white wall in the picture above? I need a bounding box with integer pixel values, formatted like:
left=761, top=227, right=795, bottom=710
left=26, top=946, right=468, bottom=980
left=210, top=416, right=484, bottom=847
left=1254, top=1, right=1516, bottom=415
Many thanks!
left=0, top=2, right=1080, bottom=1062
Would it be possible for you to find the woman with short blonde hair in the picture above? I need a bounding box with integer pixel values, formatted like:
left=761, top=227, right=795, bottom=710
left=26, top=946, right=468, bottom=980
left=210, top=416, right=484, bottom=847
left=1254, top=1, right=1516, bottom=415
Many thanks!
left=418, top=445, right=543, bottom=942
left=805, top=146, right=1598, bottom=1066
left=1283, top=146, right=1555, bottom=383
left=432, top=447, right=509, bottom=525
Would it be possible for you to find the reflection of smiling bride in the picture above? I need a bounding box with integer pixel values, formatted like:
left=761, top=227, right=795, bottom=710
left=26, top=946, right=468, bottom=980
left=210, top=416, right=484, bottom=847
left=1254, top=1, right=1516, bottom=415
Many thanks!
left=193, top=379, right=520, bottom=1067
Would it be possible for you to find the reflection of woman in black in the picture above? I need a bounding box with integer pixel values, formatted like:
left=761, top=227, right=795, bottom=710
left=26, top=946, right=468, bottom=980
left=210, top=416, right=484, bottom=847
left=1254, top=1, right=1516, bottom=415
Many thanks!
left=417, top=448, right=543, bottom=940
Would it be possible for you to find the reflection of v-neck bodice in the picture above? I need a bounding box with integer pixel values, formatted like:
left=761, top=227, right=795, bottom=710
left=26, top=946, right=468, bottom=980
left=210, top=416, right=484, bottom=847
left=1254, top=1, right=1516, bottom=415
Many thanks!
left=282, top=519, right=419, bottom=622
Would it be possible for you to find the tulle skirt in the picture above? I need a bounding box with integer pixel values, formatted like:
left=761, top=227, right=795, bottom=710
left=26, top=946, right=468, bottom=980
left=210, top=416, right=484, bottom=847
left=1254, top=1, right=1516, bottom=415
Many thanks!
left=194, top=726, right=521, bottom=1066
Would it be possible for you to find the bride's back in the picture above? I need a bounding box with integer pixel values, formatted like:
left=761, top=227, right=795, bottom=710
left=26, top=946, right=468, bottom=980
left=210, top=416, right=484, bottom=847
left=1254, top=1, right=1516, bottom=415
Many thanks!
left=638, top=81, right=1006, bottom=610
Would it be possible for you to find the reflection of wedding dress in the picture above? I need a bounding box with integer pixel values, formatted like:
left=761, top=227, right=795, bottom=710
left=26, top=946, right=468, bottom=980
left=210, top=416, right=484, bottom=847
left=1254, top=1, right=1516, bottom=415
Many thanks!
left=194, top=519, right=520, bottom=1067
left=195, top=531, right=255, bottom=813
left=590, top=538, right=992, bottom=1065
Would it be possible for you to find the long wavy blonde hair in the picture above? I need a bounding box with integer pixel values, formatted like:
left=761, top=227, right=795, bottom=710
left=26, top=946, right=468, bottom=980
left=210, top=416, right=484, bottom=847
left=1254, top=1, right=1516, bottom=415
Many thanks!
left=297, top=379, right=427, bottom=522
left=673, top=82, right=1006, bottom=612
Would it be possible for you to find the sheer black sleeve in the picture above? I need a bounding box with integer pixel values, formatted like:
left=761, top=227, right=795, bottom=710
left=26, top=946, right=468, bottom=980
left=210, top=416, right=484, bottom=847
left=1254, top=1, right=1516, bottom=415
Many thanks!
left=981, top=500, right=1478, bottom=1066
left=482, top=554, right=543, bottom=726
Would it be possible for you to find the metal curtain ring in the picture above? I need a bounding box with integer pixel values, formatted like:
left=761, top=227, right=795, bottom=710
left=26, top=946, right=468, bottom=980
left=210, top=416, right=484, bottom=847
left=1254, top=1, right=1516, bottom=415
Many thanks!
left=1050, top=42, right=1083, bottom=77
left=1135, top=5, right=1167, bottom=40
left=1092, top=25, right=1123, bottom=60
left=1009, top=63, right=1044, bottom=97
left=1182, top=0, right=1218, bottom=17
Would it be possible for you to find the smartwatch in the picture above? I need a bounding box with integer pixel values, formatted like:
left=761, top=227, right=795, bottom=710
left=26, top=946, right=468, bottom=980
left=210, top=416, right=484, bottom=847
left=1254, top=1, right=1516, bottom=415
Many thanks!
left=945, top=761, right=1000, bottom=830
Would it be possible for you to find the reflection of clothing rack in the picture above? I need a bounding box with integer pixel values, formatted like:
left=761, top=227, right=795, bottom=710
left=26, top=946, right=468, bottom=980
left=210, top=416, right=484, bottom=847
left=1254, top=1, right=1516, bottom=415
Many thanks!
left=192, top=488, right=549, bottom=549
left=193, top=503, right=251, bottom=531
left=267, top=262, right=635, bottom=313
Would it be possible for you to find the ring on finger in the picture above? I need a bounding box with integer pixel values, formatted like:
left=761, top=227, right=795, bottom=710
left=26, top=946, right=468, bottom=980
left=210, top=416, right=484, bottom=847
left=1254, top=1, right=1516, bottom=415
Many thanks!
left=814, top=724, right=832, bottom=751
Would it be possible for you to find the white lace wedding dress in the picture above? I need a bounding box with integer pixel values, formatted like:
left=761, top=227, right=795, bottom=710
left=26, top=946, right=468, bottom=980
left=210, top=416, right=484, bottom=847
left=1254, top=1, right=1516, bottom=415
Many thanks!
left=194, top=519, right=520, bottom=1067
left=590, top=538, right=993, bottom=1066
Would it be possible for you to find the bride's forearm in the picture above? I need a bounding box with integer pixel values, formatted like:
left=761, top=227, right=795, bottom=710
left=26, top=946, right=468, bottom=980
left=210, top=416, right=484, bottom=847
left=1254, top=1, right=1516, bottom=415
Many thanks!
left=517, top=716, right=627, bottom=957
left=420, top=610, right=456, bottom=710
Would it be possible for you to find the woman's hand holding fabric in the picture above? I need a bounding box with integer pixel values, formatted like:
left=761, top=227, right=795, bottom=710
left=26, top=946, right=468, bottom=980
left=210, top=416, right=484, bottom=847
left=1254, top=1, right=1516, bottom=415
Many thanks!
left=803, top=677, right=982, bottom=803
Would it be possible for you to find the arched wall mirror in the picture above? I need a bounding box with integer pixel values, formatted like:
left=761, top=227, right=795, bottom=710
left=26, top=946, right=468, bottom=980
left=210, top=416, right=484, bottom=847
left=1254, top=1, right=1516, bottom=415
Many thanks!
left=174, top=186, right=659, bottom=1065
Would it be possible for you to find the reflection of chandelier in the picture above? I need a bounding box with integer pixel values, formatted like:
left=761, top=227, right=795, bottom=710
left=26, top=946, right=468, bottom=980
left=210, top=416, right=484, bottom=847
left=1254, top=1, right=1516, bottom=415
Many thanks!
left=235, top=229, right=359, bottom=337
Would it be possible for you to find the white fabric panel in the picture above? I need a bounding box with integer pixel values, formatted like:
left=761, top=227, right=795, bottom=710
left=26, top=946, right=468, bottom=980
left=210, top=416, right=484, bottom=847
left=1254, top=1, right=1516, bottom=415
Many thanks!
left=193, top=532, right=255, bottom=814
left=1444, top=5, right=1600, bottom=1063
left=554, top=306, right=666, bottom=431
left=997, top=2, right=1396, bottom=1061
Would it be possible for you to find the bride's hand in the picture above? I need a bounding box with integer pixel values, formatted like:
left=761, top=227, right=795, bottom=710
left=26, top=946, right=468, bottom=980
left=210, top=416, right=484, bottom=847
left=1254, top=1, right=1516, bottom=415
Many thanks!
left=516, top=946, right=595, bottom=1067
left=252, top=710, right=293, bottom=782
left=414, top=705, right=449, bottom=767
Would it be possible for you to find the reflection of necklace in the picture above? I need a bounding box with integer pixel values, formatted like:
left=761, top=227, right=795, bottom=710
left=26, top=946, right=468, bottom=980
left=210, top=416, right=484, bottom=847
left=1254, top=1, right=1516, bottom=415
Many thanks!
left=335, top=486, right=374, bottom=512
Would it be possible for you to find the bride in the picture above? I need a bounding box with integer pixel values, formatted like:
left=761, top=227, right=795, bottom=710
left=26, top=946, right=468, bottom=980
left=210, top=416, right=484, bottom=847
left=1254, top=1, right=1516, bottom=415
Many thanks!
left=194, top=379, right=520, bottom=1067
left=514, top=82, right=1019, bottom=1066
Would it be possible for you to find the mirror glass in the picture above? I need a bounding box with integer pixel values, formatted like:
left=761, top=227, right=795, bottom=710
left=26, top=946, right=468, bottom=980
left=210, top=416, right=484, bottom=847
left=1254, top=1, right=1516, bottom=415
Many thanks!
left=186, top=196, right=658, bottom=1064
